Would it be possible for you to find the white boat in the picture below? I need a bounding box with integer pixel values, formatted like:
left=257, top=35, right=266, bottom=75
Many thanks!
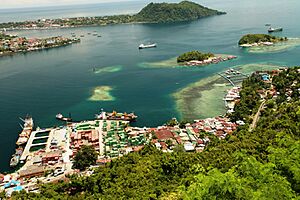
left=268, top=27, right=283, bottom=33
left=138, top=43, right=157, bottom=49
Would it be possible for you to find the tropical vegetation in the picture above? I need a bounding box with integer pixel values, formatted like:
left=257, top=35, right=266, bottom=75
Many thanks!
left=134, top=1, right=225, bottom=23
left=177, top=50, right=214, bottom=63
left=0, top=1, right=225, bottom=30
left=238, top=34, right=288, bottom=45
left=72, top=145, right=98, bottom=171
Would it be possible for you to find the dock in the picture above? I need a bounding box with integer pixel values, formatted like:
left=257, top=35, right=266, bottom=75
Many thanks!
left=20, top=129, right=53, bottom=162
left=217, top=73, right=235, bottom=86
left=217, top=69, right=249, bottom=86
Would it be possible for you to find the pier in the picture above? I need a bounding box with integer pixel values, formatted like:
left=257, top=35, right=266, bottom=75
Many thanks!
left=217, top=73, right=235, bottom=86
left=218, top=69, right=249, bottom=86
left=20, top=129, right=53, bottom=162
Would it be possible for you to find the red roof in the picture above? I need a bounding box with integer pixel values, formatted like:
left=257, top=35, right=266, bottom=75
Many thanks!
left=155, top=129, right=174, bottom=140
left=197, top=139, right=204, bottom=144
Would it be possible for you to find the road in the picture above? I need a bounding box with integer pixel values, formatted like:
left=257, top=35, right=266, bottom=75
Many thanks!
left=249, top=100, right=266, bottom=132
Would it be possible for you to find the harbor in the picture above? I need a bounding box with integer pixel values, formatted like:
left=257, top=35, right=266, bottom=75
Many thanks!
left=1, top=106, right=246, bottom=195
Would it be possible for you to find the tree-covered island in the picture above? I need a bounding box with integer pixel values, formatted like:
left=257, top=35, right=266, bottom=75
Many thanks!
left=177, top=50, right=237, bottom=66
left=0, top=32, right=80, bottom=56
left=0, top=1, right=226, bottom=30
left=239, top=34, right=288, bottom=47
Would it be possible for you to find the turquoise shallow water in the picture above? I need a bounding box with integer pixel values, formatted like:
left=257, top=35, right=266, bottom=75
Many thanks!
left=1, top=0, right=300, bottom=172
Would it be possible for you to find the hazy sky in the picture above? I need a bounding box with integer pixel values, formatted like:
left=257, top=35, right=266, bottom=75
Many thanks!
left=1, top=0, right=136, bottom=8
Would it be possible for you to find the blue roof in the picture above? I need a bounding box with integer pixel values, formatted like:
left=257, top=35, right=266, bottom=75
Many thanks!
left=262, top=74, right=270, bottom=80
left=3, top=180, right=20, bottom=188
left=13, top=185, right=23, bottom=191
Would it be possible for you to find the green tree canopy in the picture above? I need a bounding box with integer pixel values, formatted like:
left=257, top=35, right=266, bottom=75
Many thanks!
left=72, top=145, right=98, bottom=171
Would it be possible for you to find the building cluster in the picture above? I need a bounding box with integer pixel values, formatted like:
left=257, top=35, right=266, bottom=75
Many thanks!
left=239, top=41, right=274, bottom=48
left=224, top=86, right=241, bottom=113
left=1, top=114, right=244, bottom=197
left=69, top=120, right=149, bottom=164
left=0, top=33, right=80, bottom=55
left=150, top=117, right=239, bottom=152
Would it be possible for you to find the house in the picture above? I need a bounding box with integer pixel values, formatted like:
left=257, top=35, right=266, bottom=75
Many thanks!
left=42, top=151, right=62, bottom=165
left=19, top=166, right=45, bottom=178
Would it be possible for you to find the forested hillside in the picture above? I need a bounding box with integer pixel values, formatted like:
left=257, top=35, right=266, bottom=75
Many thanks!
left=134, top=1, right=225, bottom=23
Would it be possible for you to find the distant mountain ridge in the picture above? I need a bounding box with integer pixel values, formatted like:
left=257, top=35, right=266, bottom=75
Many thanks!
left=133, top=1, right=226, bottom=23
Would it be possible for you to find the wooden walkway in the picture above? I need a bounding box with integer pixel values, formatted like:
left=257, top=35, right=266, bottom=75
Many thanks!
left=217, top=73, right=235, bottom=86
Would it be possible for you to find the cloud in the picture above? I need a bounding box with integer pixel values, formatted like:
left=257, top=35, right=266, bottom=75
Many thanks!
left=1, top=0, right=132, bottom=8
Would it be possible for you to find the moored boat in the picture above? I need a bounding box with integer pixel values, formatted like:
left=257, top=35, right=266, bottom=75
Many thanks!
left=268, top=27, right=283, bottom=33
left=16, top=116, right=34, bottom=146
left=10, top=147, right=23, bottom=167
left=56, top=113, right=72, bottom=122
left=10, top=154, right=20, bottom=167
left=95, top=110, right=137, bottom=122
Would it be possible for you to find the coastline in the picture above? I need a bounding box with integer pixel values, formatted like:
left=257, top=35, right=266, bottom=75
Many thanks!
left=139, top=54, right=237, bottom=69
left=0, top=39, right=80, bottom=57
left=173, top=63, right=284, bottom=120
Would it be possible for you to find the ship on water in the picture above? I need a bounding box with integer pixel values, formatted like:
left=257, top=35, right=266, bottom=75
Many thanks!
left=95, top=109, right=137, bottom=122
left=56, top=113, right=72, bottom=122
left=138, top=43, right=157, bottom=49
left=268, top=27, right=283, bottom=33
left=16, top=116, right=34, bottom=146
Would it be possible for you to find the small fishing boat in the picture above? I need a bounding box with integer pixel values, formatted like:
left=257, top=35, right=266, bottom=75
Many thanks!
left=138, top=43, right=157, bottom=49
left=56, top=113, right=72, bottom=122
left=268, top=27, right=283, bottom=33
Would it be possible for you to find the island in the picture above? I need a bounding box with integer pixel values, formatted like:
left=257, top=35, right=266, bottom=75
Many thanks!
left=0, top=32, right=80, bottom=56
left=134, top=1, right=225, bottom=23
left=177, top=50, right=237, bottom=66
left=0, top=1, right=226, bottom=31
left=238, top=34, right=288, bottom=47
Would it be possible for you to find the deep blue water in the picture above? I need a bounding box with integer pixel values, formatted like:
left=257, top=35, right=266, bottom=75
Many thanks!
left=0, top=0, right=300, bottom=172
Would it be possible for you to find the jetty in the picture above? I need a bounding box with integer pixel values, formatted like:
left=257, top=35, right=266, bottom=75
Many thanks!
left=218, top=73, right=235, bottom=86
left=218, top=69, right=249, bottom=86
left=20, top=129, right=53, bottom=163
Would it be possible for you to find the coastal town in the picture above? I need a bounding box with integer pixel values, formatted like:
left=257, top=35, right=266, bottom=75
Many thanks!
left=0, top=32, right=80, bottom=56
left=1, top=66, right=291, bottom=197
left=0, top=104, right=243, bottom=197
left=0, top=15, right=135, bottom=31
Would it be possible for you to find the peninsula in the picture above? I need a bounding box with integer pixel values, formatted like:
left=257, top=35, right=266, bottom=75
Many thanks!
left=239, top=34, right=288, bottom=47
left=0, top=33, right=80, bottom=56
left=0, top=1, right=225, bottom=31
left=177, top=50, right=237, bottom=66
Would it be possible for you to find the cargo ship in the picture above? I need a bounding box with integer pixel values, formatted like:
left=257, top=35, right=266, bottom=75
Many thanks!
left=56, top=113, right=72, bottom=122
left=268, top=27, right=283, bottom=33
left=16, top=116, right=34, bottom=146
left=138, top=43, right=157, bottom=49
left=95, top=110, right=137, bottom=122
